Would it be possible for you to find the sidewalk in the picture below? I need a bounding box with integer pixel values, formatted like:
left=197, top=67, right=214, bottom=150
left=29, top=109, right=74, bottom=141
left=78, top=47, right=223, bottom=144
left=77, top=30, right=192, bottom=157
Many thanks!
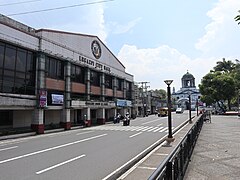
left=184, top=115, right=240, bottom=180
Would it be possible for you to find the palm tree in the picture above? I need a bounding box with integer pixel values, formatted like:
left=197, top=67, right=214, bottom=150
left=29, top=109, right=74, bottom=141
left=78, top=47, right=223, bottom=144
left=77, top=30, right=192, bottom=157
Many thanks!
left=235, top=10, right=240, bottom=24
left=213, top=58, right=235, bottom=73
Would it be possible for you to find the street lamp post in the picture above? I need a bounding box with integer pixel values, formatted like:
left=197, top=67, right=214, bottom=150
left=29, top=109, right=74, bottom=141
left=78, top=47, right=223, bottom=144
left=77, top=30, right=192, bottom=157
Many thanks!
left=188, top=92, right=192, bottom=123
left=196, top=98, right=199, bottom=116
left=164, top=80, right=174, bottom=140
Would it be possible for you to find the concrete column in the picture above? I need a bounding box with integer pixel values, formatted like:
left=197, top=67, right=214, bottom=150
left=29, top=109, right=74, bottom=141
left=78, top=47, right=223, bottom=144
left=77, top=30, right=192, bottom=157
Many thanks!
left=61, top=109, right=71, bottom=130
left=85, top=67, right=91, bottom=101
left=123, top=79, right=127, bottom=99
left=113, top=77, right=117, bottom=99
left=61, top=61, right=71, bottom=130
left=97, top=108, right=105, bottom=125
left=32, top=52, right=45, bottom=134
left=101, top=73, right=105, bottom=101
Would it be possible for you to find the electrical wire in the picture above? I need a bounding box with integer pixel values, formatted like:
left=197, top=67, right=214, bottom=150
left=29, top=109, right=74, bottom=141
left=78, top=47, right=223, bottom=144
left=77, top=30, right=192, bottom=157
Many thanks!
left=0, top=0, right=41, bottom=7
left=6, top=0, right=114, bottom=16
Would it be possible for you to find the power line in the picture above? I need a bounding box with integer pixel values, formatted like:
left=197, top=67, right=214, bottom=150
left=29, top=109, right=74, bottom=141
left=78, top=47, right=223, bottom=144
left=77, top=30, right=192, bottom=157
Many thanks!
left=6, top=0, right=114, bottom=16
left=0, top=0, right=41, bottom=7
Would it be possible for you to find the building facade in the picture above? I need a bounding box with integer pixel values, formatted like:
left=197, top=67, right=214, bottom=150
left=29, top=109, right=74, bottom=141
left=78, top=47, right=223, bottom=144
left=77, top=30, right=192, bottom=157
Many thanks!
left=172, top=71, right=201, bottom=110
left=0, top=14, right=134, bottom=133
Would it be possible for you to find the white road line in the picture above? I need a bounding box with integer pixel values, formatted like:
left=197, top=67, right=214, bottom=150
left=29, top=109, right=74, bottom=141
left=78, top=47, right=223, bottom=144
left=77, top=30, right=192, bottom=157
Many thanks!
left=76, top=131, right=94, bottom=135
left=135, top=126, right=148, bottom=131
left=159, top=127, right=168, bottom=132
left=130, top=126, right=142, bottom=131
left=147, top=127, right=160, bottom=132
left=0, top=133, right=107, bottom=165
left=129, top=132, right=142, bottom=138
left=165, top=127, right=175, bottom=133
left=138, top=166, right=157, bottom=170
left=157, top=123, right=163, bottom=126
left=141, top=119, right=161, bottom=125
left=36, top=154, right=86, bottom=174
left=141, top=127, right=154, bottom=132
left=153, top=127, right=163, bottom=132
left=0, top=146, right=18, bottom=152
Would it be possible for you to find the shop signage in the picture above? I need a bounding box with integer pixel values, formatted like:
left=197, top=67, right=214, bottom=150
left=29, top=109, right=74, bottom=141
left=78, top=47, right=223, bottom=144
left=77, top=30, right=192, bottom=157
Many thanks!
left=116, top=99, right=132, bottom=107
left=78, top=55, right=111, bottom=73
left=51, top=94, right=64, bottom=105
left=39, top=90, right=47, bottom=107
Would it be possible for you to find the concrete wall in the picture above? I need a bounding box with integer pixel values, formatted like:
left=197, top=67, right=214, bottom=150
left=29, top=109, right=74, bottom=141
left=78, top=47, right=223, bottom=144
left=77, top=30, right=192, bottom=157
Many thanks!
left=45, top=110, right=61, bottom=125
left=13, top=110, right=32, bottom=128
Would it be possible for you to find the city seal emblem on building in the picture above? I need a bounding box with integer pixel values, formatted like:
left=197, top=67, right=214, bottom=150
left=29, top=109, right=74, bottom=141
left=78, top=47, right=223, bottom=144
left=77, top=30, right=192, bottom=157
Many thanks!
left=91, top=40, right=101, bottom=59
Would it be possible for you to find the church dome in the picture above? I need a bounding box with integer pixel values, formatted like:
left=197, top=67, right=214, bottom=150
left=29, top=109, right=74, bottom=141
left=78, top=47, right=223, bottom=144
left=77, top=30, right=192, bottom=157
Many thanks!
left=182, top=71, right=194, bottom=79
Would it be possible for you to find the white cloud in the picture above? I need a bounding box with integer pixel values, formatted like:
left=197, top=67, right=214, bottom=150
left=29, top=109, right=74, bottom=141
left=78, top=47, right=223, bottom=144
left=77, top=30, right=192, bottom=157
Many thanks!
left=195, top=0, right=240, bottom=56
left=117, top=45, right=217, bottom=91
left=108, top=17, right=142, bottom=34
left=50, top=4, right=108, bottom=43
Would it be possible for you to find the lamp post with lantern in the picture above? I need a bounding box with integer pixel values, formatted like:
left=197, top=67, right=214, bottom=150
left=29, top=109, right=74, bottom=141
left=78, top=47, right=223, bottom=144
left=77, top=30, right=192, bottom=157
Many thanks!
left=188, top=91, right=192, bottom=123
left=164, top=80, right=174, bottom=142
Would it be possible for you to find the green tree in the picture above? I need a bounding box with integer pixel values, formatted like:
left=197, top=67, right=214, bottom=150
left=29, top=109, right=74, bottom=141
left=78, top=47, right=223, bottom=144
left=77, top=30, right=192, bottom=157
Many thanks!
left=199, top=71, right=235, bottom=110
left=213, top=58, right=235, bottom=73
left=153, top=89, right=166, bottom=99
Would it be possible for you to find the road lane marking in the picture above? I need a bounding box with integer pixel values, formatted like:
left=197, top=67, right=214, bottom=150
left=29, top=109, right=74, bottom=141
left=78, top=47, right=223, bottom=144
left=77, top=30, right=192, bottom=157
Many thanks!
left=0, top=133, right=107, bottom=165
left=141, top=127, right=154, bottom=131
left=138, top=166, right=157, bottom=170
left=153, top=127, right=163, bottom=132
left=76, top=131, right=94, bottom=135
left=129, top=132, right=142, bottom=138
left=159, top=127, right=168, bottom=132
left=141, top=119, right=161, bottom=125
left=147, top=127, right=160, bottom=132
left=157, top=123, right=163, bottom=126
left=0, top=146, right=18, bottom=152
left=36, top=154, right=86, bottom=174
left=104, top=135, right=168, bottom=180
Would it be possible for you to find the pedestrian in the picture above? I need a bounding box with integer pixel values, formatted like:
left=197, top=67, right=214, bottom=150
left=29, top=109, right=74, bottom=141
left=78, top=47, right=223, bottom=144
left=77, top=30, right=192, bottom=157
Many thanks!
left=117, top=113, right=121, bottom=123
left=125, top=112, right=130, bottom=126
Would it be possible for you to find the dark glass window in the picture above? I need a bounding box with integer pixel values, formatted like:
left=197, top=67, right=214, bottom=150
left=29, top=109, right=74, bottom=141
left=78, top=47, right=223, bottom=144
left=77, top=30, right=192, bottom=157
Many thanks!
left=46, top=57, right=64, bottom=80
left=105, top=74, right=112, bottom=89
left=0, top=41, right=35, bottom=95
left=5, top=45, right=16, bottom=70
left=26, top=52, right=33, bottom=73
left=0, top=44, right=4, bottom=68
left=91, top=70, right=100, bottom=86
left=71, top=64, right=85, bottom=83
left=116, top=78, right=122, bottom=90
left=16, top=49, right=27, bottom=72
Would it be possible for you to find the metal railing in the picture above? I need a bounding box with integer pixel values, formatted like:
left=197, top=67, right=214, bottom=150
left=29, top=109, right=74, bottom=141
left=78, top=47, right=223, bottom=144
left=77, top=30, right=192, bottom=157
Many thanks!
left=148, top=113, right=205, bottom=180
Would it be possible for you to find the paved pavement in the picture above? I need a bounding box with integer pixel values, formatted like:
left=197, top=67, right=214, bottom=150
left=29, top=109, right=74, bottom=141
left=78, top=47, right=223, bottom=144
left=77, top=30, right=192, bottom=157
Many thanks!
left=184, top=115, right=240, bottom=180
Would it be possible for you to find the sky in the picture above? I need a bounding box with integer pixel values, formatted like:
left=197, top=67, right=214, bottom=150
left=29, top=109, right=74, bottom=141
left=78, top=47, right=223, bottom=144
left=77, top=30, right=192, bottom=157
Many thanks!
left=1, top=0, right=240, bottom=91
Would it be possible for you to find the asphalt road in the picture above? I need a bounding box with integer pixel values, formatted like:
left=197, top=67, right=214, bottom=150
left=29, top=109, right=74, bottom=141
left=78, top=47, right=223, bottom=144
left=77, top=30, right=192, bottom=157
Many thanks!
left=0, top=111, right=195, bottom=180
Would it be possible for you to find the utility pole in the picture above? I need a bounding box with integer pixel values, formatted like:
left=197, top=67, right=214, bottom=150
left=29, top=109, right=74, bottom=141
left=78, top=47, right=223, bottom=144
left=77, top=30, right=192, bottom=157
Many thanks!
left=138, top=82, right=150, bottom=117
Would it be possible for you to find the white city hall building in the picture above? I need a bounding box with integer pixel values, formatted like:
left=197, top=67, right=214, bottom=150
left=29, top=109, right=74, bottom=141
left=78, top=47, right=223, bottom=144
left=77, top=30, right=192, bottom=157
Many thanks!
left=0, top=14, right=134, bottom=134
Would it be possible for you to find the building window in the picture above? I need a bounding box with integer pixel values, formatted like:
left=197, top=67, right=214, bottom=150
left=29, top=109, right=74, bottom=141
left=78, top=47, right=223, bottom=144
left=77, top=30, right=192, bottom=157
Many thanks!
left=116, top=78, right=122, bottom=90
left=46, top=56, right=64, bottom=80
left=105, top=74, right=112, bottom=89
left=71, top=64, right=85, bottom=83
left=0, top=41, right=35, bottom=95
left=90, top=70, right=100, bottom=86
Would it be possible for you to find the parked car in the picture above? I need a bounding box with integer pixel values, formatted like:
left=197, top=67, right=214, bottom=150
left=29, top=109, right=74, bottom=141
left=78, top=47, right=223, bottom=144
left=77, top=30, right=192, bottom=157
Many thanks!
left=176, top=107, right=184, bottom=114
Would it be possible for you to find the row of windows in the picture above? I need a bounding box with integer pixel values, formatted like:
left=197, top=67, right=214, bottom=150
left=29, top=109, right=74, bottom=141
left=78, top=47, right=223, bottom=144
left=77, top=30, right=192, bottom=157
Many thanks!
left=0, top=41, right=131, bottom=95
left=0, top=42, right=35, bottom=95
left=45, top=56, right=64, bottom=79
